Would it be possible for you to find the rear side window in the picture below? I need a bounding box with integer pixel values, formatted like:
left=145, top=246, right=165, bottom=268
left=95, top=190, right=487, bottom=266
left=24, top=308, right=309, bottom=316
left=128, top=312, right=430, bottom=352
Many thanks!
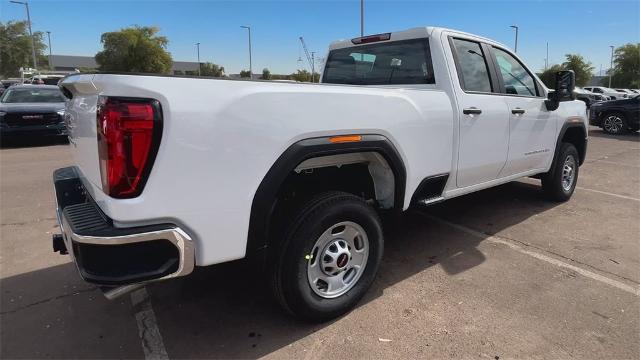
left=323, top=39, right=435, bottom=85
left=451, top=38, right=493, bottom=93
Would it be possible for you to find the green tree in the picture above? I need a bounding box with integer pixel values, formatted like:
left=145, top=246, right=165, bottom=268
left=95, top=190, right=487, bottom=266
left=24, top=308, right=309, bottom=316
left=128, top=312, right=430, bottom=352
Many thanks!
left=608, top=44, right=640, bottom=88
left=95, top=26, right=172, bottom=74
left=0, top=21, right=47, bottom=77
left=290, top=69, right=311, bottom=82
left=290, top=69, right=320, bottom=82
left=261, top=68, right=271, bottom=80
left=200, top=62, right=225, bottom=77
left=239, top=70, right=251, bottom=78
left=562, top=54, right=594, bottom=87
left=539, top=64, right=565, bottom=88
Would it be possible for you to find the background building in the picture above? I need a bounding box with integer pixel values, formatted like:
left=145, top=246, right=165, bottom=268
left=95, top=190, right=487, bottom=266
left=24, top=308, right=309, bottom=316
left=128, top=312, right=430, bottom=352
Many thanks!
left=49, top=55, right=201, bottom=74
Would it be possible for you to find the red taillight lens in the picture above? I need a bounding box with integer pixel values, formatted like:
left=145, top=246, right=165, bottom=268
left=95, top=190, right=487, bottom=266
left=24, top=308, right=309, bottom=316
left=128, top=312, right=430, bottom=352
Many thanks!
left=97, top=96, right=162, bottom=198
left=350, top=33, right=391, bottom=45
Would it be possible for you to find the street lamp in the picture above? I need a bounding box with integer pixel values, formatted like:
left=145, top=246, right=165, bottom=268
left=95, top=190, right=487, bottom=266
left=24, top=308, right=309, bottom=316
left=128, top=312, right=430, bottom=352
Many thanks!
left=608, top=45, right=615, bottom=88
left=195, top=42, right=201, bottom=76
left=545, top=42, right=549, bottom=71
left=240, top=25, right=252, bottom=79
left=360, top=0, right=364, bottom=37
left=46, top=31, right=53, bottom=70
left=10, top=0, right=37, bottom=69
left=510, top=25, right=519, bottom=53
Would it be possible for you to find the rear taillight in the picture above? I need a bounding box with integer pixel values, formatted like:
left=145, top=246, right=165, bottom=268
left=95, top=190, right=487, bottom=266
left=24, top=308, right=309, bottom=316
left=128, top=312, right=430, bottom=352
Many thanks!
left=96, top=96, right=162, bottom=198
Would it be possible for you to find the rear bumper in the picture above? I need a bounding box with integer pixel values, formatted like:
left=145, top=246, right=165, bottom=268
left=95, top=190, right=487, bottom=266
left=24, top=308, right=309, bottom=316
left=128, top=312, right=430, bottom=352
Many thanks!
left=53, top=166, right=195, bottom=286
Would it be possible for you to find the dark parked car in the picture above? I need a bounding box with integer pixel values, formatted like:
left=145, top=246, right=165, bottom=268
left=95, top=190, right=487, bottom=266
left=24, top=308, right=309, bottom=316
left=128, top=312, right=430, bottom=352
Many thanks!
left=589, top=95, right=640, bottom=134
left=0, top=85, right=67, bottom=139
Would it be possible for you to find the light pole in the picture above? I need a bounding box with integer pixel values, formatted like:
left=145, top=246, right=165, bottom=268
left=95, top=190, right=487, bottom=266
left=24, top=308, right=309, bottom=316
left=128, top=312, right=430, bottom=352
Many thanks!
left=509, top=25, right=519, bottom=53
left=195, top=42, right=201, bottom=76
left=311, top=51, right=316, bottom=83
left=545, top=42, right=548, bottom=71
left=608, top=45, right=614, bottom=87
left=240, top=25, right=252, bottom=79
left=360, top=0, right=364, bottom=37
left=10, top=1, right=37, bottom=69
left=46, top=31, right=53, bottom=70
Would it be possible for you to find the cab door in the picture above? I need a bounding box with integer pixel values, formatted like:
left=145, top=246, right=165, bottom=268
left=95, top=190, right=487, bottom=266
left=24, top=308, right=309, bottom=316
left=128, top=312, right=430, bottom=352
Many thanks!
left=448, top=36, right=510, bottom=188
left=487, top=46, right=557, bottom=176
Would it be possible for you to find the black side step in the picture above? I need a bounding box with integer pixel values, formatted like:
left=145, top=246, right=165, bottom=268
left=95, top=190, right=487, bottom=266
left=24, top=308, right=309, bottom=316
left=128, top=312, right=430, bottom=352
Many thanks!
left=411, top=174, right=449, bottom=206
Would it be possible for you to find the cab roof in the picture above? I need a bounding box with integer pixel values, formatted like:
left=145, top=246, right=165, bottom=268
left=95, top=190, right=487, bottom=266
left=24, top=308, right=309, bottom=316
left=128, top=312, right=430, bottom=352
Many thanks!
left=328, top=26, right=510, bottom=51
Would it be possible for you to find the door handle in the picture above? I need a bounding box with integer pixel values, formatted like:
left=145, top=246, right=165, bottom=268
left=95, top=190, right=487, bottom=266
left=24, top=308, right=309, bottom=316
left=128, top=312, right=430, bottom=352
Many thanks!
left=512, top=108, right=525, bottom=115
left=463, top=107, right=482, bottom=115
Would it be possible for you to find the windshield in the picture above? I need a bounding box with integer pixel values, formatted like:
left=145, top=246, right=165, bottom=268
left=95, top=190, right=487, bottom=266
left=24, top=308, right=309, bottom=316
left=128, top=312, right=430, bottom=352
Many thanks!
left=0, top=88, right=65, bottom=103
left=323, top=39, right=435, bottom=85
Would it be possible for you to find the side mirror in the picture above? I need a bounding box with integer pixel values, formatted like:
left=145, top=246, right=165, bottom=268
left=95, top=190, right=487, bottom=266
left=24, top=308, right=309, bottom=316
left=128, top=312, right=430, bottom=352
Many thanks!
left=545, top=70, right=576, bottom=111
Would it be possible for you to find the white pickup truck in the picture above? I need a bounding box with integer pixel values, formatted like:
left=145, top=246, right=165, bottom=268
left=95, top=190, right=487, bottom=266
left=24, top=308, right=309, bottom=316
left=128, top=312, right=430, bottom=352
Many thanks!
left=53, top=27, right=587, bottom=321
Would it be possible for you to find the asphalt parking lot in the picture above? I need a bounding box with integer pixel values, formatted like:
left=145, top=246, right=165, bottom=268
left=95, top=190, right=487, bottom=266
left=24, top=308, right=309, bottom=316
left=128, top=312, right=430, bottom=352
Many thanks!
left=1, top=128, right=638, bottom=359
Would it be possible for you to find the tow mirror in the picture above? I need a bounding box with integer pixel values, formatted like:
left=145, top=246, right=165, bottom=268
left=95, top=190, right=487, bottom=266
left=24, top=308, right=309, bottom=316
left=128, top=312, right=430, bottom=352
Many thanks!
left=545, top=70, right=576, bottom=111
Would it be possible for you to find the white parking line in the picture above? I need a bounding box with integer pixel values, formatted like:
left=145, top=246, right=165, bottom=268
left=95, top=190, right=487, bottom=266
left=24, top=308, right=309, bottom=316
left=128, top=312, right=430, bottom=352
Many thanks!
left=594, top=159, right=640, bottom=168
left=576, top=187, right=640, bottom=202
left=422, top=214, right=640, bottom=297
left=130, top=287, right=169, bottom=360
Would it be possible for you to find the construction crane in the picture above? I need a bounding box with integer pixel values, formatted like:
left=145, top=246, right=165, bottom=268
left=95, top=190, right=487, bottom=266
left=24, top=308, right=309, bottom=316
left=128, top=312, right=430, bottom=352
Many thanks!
left=299, top=36, right=315, bottom=82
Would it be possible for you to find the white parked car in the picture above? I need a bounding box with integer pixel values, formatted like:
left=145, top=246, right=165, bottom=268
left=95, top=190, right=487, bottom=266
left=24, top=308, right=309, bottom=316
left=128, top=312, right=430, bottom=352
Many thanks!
left=584, top=86, right=628, bottom=100
left=53, top=26, right=587, bottom=321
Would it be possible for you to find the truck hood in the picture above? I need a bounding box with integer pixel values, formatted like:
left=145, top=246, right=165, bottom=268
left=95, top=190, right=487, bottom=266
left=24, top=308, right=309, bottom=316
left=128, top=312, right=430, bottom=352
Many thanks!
left=597, top=97, right=637, bottom=106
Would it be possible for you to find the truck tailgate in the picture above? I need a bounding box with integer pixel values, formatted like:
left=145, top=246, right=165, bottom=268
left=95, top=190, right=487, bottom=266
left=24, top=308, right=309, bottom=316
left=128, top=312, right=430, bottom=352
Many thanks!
left=60, top=74, right=103, bottom=192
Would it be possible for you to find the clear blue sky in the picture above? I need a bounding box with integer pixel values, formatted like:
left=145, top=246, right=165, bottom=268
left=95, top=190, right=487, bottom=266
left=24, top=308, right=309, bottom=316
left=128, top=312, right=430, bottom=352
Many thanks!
left=1, top=0, right=638, bottom=75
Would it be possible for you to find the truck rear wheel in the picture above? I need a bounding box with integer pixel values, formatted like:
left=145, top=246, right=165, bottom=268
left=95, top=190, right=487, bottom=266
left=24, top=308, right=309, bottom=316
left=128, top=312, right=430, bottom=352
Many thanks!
left=270, top=191, right=383, bottom=322
left=541, top=143, right=579, bottom=202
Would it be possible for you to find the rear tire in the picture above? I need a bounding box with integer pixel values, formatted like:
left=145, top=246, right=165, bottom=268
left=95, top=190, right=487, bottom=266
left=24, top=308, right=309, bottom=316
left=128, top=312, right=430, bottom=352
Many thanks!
left=270, top=191, right=383, bottom=322
left=541, top=143, right=579, bottom=202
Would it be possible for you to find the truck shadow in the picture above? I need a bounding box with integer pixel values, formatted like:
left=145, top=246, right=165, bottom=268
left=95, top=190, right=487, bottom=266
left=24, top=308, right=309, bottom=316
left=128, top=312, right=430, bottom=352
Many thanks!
left=0, top=180, right=561, bottom=359
left=142, top=180, right=560, bottom=358
left=0, top=136, right=69, bottom=149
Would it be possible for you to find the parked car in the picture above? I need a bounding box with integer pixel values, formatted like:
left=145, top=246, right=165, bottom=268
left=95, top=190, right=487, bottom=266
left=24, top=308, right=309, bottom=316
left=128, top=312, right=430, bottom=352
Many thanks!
left=53, top=26, right=587, bottom=321
left=589, top=95, right=640, bottom=134
left=1, top=79, right=21, bottom=88
left=27, top=75, right=66, bottom=86
left=574, top=87, right=603, bottom=107
left=0, top=85, right=67, bottom=139
left=583, top=86, right=628, bottom=100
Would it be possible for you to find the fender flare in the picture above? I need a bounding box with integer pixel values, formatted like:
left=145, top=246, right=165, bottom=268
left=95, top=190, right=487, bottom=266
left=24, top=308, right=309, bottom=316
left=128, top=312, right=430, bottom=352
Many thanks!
left=550, top=121, right=587, bottom=174
left=246, top=134, right=406, bottom=255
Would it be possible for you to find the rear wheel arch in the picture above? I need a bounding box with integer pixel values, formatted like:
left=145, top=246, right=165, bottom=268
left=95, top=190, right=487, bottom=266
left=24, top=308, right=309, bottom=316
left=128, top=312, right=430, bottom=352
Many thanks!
left=246, top=135, right=406, bottom=257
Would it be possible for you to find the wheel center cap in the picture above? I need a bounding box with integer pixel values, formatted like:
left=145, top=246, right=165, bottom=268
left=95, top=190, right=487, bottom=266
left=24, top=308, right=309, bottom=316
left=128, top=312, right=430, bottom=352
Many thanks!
left=337, top=253, right=349, bottom=268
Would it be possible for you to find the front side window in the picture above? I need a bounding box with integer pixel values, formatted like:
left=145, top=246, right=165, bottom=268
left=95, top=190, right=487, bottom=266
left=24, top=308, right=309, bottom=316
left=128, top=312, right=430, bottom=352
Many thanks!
left=323, top=39, right=435, bottom=85
left=491, top=47, right=538, bottom=96
left=451, top=38, right=493, bottom=93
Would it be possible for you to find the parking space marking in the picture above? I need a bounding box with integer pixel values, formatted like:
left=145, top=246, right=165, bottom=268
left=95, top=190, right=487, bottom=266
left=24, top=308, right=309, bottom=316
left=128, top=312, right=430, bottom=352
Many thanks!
left=130, top=287, right=169, bottom=360
left=576, top=187, right=640, bottom=202
left=593, top=159, right=640, bottom=168
left=422, top=214, right=640, bottom=297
